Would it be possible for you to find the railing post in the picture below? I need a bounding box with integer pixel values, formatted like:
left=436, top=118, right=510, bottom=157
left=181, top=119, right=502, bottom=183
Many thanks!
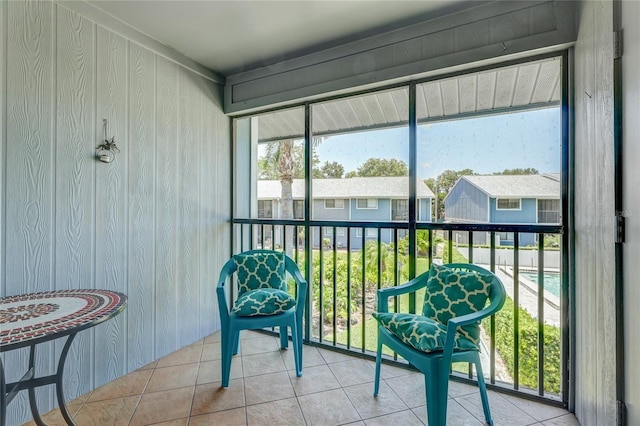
left=538, top=234, right=546, bottom=395
left=513, top=232, right=520, bottom=390
left=408, top=82, right=417, bottom=313
left=490, top=231, right=496, bottom=385
left=332, top=227, right=337, bottom=346
left=347, top=228, right=352, bottom=349
left=304, top=102, right=312, bottom=344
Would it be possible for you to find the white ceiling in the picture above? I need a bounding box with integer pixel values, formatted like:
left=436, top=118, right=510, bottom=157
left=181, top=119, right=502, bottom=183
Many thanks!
left=87, top=0, right=475, bottom=76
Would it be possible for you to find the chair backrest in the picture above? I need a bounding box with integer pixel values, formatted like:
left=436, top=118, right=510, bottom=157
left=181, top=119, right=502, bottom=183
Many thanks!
left=421, top=263, right=506, bottom=343
left=444, top=263, right=506, bottom=313
left=217, top=250, right=308, bottom=319
left=231, top=250, right=287, bottom=297
left=218, top=249, right=305, bottom=296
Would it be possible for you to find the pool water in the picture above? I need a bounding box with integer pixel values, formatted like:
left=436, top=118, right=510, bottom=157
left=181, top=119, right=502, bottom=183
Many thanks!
left=521, top=272, right=561, bottom=298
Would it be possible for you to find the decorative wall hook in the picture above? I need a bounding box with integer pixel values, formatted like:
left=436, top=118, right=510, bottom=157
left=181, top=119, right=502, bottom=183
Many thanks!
left=96, top=119, right=120, bottom=163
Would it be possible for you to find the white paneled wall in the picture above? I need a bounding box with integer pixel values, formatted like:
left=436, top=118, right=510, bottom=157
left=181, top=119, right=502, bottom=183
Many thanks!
left=573, top=1, right=616, bottom=424
left=0, top=2, right=230, bottom=424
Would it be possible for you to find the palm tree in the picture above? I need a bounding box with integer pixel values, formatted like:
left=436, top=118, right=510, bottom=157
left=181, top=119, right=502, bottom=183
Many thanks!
left=260, top=139, right=303, bottom=254
left=277, top=140, right=295, bottom=253
left=260, top=138, right=325, bottom=253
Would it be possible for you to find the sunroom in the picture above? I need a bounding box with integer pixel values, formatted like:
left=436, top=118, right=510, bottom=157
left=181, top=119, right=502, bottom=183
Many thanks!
left=0, top=1, right=636, bottom=425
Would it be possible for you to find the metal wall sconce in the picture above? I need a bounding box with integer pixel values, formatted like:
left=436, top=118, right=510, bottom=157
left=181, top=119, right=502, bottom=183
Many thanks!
left=96, top=119, right=119, bottom=163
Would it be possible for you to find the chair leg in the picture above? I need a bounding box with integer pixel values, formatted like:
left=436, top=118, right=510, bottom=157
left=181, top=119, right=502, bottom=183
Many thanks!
left=291, top=319, right=302, bottom=377
left=220, top=328, right=229, bottom=387
left=421, top=358, right=451, bottom=426
left=280, top=325, right=289, bottom=349
left=438, top=365, right=450, bottom=426
left=424, top=370, right=448, bottom=426
left=297, top=316, right=303, bottom=372
left=374, top=332, right=382, bottom=396
left=222, top=328, right=237, bottom=388
left=232, top=331, right=240, bottom=355
left=474, top=359, right=493, bottom=426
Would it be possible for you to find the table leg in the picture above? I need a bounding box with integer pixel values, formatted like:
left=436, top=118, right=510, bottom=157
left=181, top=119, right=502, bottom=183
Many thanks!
left=1, top=357, right=6, bottom=426
left=3, top=334, right=78, bottom=426
left=55, top=334, right=77, bottom=426
left=27, top=344, right=45, bottom=426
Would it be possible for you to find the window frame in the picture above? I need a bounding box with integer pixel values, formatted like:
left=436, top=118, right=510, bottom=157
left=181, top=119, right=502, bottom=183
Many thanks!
left=496, top=198, right=522, bottom=210
left=537, top=198, right=561, bottom=224
left=391, top=199, right=409, bottom=221
left=356, top=198, right=378, bottom=209
left=257, top=199, right=273, bottom=218
left=293, top=199, right=304, bottom=219
left=232, top=51, right=569, bottom=407
left=324, top=199, right=345, bottom=209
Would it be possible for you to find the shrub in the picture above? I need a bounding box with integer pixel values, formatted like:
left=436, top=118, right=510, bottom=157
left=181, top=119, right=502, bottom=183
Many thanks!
left=484, top=296, right=561, bottom=394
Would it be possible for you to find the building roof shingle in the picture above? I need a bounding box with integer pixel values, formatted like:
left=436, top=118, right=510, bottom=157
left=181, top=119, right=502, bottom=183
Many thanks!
left=258, top=177, right=434, bottom=199
left=456, top=174, right=560, bottom=198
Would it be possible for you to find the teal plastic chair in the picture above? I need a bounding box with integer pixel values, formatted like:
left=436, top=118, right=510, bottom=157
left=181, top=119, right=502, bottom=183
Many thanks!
left=216, top=250, right=307, bottom=388
left=374, top=263, right=506, bottom=426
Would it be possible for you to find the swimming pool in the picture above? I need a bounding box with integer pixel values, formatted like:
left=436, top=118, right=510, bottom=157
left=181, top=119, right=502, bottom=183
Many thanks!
left=521, top=272, right=561, bottom=298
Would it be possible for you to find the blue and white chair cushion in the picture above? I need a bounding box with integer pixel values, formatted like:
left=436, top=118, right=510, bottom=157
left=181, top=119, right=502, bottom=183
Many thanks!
left=422, top=263, right=492, bottom=343
left=373, top=312, right=477, bottom=353
left=231, top=288, right=296, bottom=317
left=233, top=251, right=286, bottom=296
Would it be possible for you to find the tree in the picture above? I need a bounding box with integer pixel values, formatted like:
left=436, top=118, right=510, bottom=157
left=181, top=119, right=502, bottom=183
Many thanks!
left=494, top=168, right=539, bottom=175
left=318, top=161, right=345, bottom=178
left=277, top=140, right=295, bottom=225
left=258, top=137, right=323, bottom=254
left=354, top=158, right=408, bottom=177
left=256, top=140, right=300, bottom=254
left=258, top=142, right=315, bottom=180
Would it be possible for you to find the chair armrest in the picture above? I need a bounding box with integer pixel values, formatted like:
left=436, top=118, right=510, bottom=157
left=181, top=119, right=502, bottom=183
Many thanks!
left=216, top=259, right=237, bottom=324
left=376, top=271, right=430, bottom=313
left=284, top=256, right=308, bottom=320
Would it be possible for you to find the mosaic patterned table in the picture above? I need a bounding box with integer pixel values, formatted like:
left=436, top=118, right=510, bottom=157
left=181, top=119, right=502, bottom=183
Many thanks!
left=1, top=290, right=127, bottom=426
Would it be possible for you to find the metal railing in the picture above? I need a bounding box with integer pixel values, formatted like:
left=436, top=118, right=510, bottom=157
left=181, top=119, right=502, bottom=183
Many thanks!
left=232, top=218, right=567, bottom=405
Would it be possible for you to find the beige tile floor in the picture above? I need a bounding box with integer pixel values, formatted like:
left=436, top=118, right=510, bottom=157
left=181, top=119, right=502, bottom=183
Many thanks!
left=24, top=331, right=580, bottom=426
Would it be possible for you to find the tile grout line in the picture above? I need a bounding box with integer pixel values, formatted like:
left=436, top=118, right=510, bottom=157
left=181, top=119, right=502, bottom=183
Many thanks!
left=126, top=362, right=157, bottom=425
left=185, top=343, right=206, bottom=424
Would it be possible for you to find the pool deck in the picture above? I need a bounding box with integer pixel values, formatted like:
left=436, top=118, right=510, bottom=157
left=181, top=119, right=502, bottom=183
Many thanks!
left=491, top=265, right=561, bottom=327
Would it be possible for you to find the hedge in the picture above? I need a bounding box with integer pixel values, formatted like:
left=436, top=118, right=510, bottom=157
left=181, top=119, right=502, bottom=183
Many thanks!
left=484, top=296, right=561, bottom=394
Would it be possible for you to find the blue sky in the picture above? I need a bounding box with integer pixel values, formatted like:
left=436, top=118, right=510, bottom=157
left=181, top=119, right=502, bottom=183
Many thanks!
left=313, top=107, right=561, bottom=180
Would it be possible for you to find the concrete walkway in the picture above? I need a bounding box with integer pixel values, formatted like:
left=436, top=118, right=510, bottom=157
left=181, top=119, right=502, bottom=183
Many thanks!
left=492, top=265, right=561, bottom=327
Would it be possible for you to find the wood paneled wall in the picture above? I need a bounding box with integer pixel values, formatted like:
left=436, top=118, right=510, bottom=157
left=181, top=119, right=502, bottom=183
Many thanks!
left=573, top=1, right=617, bottom=424
left=0, top=2, right=230, bottom=424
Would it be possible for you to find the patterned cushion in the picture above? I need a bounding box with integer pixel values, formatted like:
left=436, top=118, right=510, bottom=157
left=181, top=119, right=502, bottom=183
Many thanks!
left=231, top=288, right=296, bottom=316
left=233, top=252, right=286, bottom=297
left=422, top=264, right=493, bottom=343
left=373, top=312, right=477, bottom=353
